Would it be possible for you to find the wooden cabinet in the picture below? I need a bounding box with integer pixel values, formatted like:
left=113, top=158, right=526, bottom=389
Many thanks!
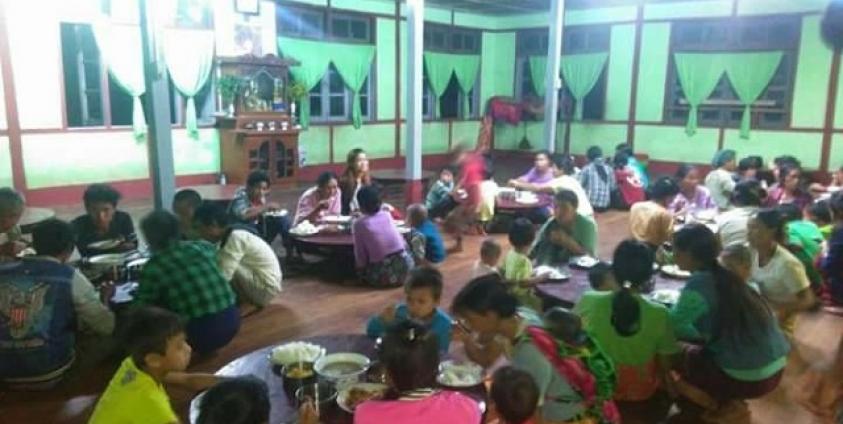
left=219, top=113, right=300, bottom=186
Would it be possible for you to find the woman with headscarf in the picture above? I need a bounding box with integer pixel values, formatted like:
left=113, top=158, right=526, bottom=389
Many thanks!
left=704, top=149, right=738, bottom=211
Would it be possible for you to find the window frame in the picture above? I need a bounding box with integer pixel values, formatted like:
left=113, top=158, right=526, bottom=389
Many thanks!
left=663, top=17, right=800, bottom=130
left=515, top=25, right=610, bottom=121
left=422, top=23, right=482, bottom=120
left=307, top=63, right=375, bottom=124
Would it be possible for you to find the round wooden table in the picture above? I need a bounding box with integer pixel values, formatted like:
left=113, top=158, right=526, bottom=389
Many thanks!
left=181, top=184, right=241, bottom=202
left=495, top=195, right=552, bottom=212
left=19, top=207, right=56, bottom=232
left=535, top=266, right=687, bottom=308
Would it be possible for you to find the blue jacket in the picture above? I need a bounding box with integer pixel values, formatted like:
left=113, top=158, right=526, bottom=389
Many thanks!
left=366, top=304, right=452, bottom=353
left=0, top=259, right=76, bottom=382
left=415, top=219, right=446, bottom=263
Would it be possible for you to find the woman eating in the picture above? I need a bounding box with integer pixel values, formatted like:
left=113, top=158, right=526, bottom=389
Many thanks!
left=765, top=163, right=812, bottom=210
left=451, top=275, right=619, bottom=424
left=715, top=180, right=766, bottom=247
left=670, top=224, right=790, bottom=417
left=530, top=189, right=598, bottom=266
left=340, top=148, right=372, bottom=215
left=705, top=149, right=738, bottom=211
left=669, top=164, right=716, bottom=216
left=293, top=172, right=341, bottom=225
left=748, top=209, right=816, bottom=337
left=352, top=186, right=414, bottom=286
left=574, top=239, right=679, bottom=419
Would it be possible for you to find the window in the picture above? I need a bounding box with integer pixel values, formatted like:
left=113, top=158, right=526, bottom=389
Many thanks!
left=422, top=24, right=481, bottom=119
left=515, top=26, right=609, bottom=120
left=665, top=17, right=799, bottom=129
left=308, top=64, right=373, bottom=122
left=277, top=6, right=373, bottom=43
left=277, top=6, right=325, bottom=39
left=424, top=24, right=480, bottom=54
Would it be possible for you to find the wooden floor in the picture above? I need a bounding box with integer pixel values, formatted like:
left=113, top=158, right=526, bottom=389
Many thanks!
left=1, top=197, right=841, bottom=423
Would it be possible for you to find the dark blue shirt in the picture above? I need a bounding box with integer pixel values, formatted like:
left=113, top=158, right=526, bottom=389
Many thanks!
left=416, top=219, right=445, bottom=263
left=366, top=304, right=452, bottom=353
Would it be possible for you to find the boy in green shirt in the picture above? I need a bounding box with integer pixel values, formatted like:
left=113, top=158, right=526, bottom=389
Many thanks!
left=89, top=307, right=219, bottom=424
left=504, top=218, right=545, bottom=311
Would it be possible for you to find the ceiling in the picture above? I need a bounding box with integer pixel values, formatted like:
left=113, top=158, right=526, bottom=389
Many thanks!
left=406, top=0, right=714, bottom=16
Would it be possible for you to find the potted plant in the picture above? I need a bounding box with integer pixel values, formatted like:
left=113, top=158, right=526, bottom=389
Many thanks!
left=218, top=75, right=243, bottom=116
left=285, top=81, right=308, bottom=117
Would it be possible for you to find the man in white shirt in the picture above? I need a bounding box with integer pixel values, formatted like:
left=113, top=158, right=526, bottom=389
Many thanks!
left=194, top=203, right=282, bottom=308
left=509, top=154, right=594, bottom=217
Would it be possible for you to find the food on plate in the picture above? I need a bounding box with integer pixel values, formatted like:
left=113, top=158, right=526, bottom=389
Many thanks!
left=650, top=289, right=681, bottom=305
left=661, top=264, right=691, bottom=278
left=88, top=239, right=123, bottom=250
left=347, top=386, right=386, bottom=409
left=534, top=265, right=568, bottom=280
left=270, top=342, right=325, bottom=366
left=570, top=256, right=599, bottom=269
left=290, top=220, right=319, bottom=236
left=437, top=360, right=483, bottom=387
left=284, top=363, right=315, bottom=379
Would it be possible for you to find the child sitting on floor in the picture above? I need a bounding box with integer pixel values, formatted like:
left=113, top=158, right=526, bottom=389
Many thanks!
left=472, top=237, right=502, bottom=278
left=807, top=200, right=834, bottom=240
left=490, top=366, right=541, bottom=424
left=366, top=266, right=453, bottom=353
left=406, top=204, right=446, bottom=265
left=426, top=167, right=456, bottom=220
left=504, top=218, right=546, bottom=310
left=89, top=306, right=219, bottom=424
left=588, top=261, right=618, bottom=291
left=197, top=376, right=270, bottom=424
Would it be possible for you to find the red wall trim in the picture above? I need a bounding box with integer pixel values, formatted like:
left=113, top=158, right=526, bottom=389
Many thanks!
left=24, top=174, right=218, bottom=207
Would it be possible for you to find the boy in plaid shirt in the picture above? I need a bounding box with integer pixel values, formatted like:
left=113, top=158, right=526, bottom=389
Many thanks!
left=136, top=211, right=240, bottom=354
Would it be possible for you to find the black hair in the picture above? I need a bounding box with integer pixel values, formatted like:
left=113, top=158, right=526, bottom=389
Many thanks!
left=535, top=150, right=552, bottom=162
left=615, top=143, right=634, bottom=157
left=755, top=208, right=787, bottom=243
left=141, top=210, right=181, bottom=251
left=379, top=321, right=439, bottom=393
left=673, top=224, right=774, bottom=344
left=405, top=266, right=444, bottom=300
left=554, top=188, right=579, bottom=210
left=586, top=146, right=608, bottom=183
left=731, top=180, right=766, bottom=207
left=83, top=184, right=121, bottom=208
left=123, top=306, right=185, bottom=368
left=711, top=149, right=737, bottom=168
left=0, top=188, right=24, bottom=213
left=612, top=152, right=629, bottom=170
left=246, top=170, right=270, bottom=189
left=316, top=172, right=337, bottom=188
left=480, top=238, right=502, bottom=259
left=491, top=366, right=539, bottom=424
left=808, top=200, right=833, bottom=224
left=675, top=164, right=696, bottom=180
left=776, top=203, right=803, bottom=223
left=483, top=153, right=496, bottom=180
left=357, top=185, right=383, bottom=215
left=32, top=219, right=75, bottom=257
left=197, top=377, right=270, bottom=424
left=829, top=191, right=843, bottom=220
left=173, top=189, right=202, bottom=209
left=648, top=176, right=680, bottom=201
left=551, top=154, right=575, bottom=175
left=774, top=155, right=800, bottom=168
left=451, top=274, right=518, bottom=318
left=194, top=202, right=231, bottom=228
left=738, top=156, right=764, bottom=173
left=609, top=240, right=655, bottom=336
left=508, top=218, right=536, bottom=249
left=588, top=261, right=613, bottom=290
left=777, top=163, right=802, bottom=186
left=438, top=166, right=454, bottom=177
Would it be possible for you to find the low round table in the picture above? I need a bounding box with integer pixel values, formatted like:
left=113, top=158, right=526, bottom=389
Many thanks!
left=495, top=195, right=552, bottom=212
left=19, top=207, right=56, bottom=232
left=535, top=266, right=687, bottom=308
left=181, top=184, right=240, bottom=203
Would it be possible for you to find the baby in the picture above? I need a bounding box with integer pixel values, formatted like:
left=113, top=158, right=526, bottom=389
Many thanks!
left=472, top=237, right=502, bottom=278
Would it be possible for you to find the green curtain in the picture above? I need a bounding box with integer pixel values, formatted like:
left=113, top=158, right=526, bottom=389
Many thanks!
left=331, top=44, right=376, bottom=129
left=93, top=22, right=146, bottom=140
left=451, top=54, right=481, bottom=115
left=560, top=52, right=608, bottom=120
left=528, top=56, right=548, bottom=95
left=278, top=36, right=332, bottom=129
left=673, top=53, right=726, bottom=136
left=423, top=52, right=456, bottom=118
left=723, top=51, right=783, bottom=139
left=162, top=28, right=215, bottom=139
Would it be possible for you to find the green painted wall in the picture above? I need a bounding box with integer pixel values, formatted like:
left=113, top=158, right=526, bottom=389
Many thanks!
left=568, top=123, right=628, bottom=155
left=831, top=135, right=843, bottom=169
left=376, top=18, right=397, bottom=121
left=299, top=126, right=332, bottom=166
left=723, top=130, right=823, bottom=169
left=635, top=23, right=671, bottom=122
left=737, top=0, right=829, bottom=15
left=0, top=136, right=12, bottom=188
left=605, top=24, right=635, bottom=121
left=335, top=123, right=396, bottom=160
left=565, top=6, right=637, bottom=26
left=792, top=15, right=832, bottom=129
left=644, top=1, right=732, bottom=20
left=480, top=32, right=516, bottom=107
left=21, top=129, right=220, bottom=189
left=634, top=125, right=719, bottom=164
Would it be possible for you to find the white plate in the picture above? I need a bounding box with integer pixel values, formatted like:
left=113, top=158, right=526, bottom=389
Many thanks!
left=661, top=264, right=692, bottom=279
left=393, top=220, right=406, bottom=227
left=337, top=383, right=389, bottom=413
left=269, top=342, right=326, bottom=366
left=88, top=239, right=122, bottom=250
left=649, top=289, right=681, bottom=305
left=437, top=360, right=483, bottom=388
left=88, top=253, right=127, bottom=266
left=534, top=265, right=569, bottom=281
left=569, top=256, right=600, bottom=269
left=322, top=215, right=352, bottom=224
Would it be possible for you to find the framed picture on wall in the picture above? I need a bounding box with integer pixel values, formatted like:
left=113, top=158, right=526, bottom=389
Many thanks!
left=234, top=0, right=260, bottom=16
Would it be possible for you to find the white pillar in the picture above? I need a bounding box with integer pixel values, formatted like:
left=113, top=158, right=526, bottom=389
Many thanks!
left=543, top=0, right=565, bottom=153
left=405, top=0, right=424, bottom=202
